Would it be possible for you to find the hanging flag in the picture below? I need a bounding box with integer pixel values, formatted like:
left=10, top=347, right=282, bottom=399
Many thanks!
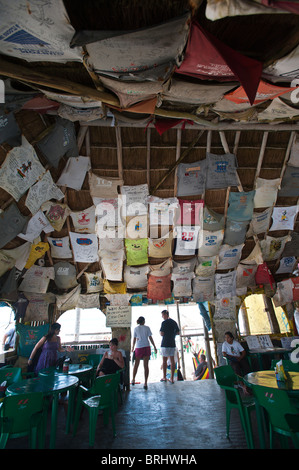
left=224, top=79, right=296, bottom=105
left=175, top=21, right=263, bottom=105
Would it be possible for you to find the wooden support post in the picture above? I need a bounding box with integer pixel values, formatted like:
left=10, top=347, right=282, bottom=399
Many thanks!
left=263, top=295, right=280, bottom=334
left=203, top=321, right=214, bottom=379
left=176, top=301, right=186, bottom=380
left=146, top=127, right=151, bottom=188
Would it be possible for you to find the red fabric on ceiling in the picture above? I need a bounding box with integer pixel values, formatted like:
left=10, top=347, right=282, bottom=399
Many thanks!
left=175, top=21, right=263, bottom=105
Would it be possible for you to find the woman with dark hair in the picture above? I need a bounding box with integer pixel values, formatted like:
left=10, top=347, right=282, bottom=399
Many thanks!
left=131, top=316, right=157, bottom=390
left=96, top=338, right=125, bottom=377
left=28, top=322, right=71, bottom=373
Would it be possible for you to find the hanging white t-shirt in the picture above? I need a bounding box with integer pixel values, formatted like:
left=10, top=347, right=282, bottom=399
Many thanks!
left=133, top=325, right=152, bottom=348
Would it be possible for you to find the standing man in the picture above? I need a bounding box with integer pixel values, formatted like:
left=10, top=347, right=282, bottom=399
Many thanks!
left=160, top=309, right=180, bottom=384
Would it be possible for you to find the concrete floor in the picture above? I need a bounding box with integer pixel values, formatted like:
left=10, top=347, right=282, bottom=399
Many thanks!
left=5, top=378, right=265, bottom=452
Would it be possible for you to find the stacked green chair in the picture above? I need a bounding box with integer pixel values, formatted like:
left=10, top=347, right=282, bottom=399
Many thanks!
left=251, top=385, right=299, bottom=448
left=0, top=392, right=47, bottom=448
left=73, top=373, right=120, bottom=446
left=214, top=365, right=256, bottom=449
left=270, top=359, right=299, bottom=372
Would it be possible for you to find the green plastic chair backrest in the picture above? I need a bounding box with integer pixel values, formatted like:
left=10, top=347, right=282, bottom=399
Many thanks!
left=90, top=374, right=120, bottom=407
left=214, top=365, right=238, bottom=387
left=214, top=365, right=240, bottom=405
left=0, top=392, right=44, bottom=434
left=0, top=367, right=22, bottom=386
left=87, top=354, right=103, bottom=367
left=270, top=359, right=299, bottom=372
left=252, top=385, right=299, bottom=433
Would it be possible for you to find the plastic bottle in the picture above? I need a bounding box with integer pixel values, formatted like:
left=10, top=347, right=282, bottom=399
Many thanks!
left=63, top=358, right=70, bottom=374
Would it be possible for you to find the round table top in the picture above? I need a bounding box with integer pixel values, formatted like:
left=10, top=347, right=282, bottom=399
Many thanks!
left=6, top=374, right=79, bottom=396
left=244, top=370, right=299, bottom=391
left=38, top=363, right=93, bottom=377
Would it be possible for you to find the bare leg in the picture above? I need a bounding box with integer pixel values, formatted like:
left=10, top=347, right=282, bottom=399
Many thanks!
left=162, top=356, right=168, bottom=381
left=169, top=356, right=175, bottom=383
left=143, top=356, right=150, bottom=387
left=132, top=357, right=140, bottom=384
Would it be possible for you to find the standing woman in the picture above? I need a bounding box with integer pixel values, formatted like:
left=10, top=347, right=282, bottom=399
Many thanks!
left=132, top=316, right=157, bottom=390
left=28, top=322, right=71, bottom=374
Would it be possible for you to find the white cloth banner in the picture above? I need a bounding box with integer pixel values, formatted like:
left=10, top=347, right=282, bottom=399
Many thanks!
left=124, top=264, right=149, bottom=289
left=253, top=177, right=280, bottom=208
left=174, top=227, right=199, bottom=256
left=69, top=232, right=99, bottom=263
left=56, top=285, right=81, bottom=311
left=270, top=205, right=299, bottom=231
left=57, top=156, right=91, bottom=190
left=217, top=244, right=244, bottom=270
left=77, top=293, right=100, bottom=309
left=89, top=173, right=123, bottom=198
left=195, top=256, right=217, bottom=277
left=0, top=136, right=45, bottom=201
left=94, top=197, right=123, bottom=228
left=100, top=249, right=125, bottom=281
left=126, top=215, right=148, bottom=239
left=25, top=170, right=64, bottom=214
left=198, top=229, right=224, bottom=257
left=84, top=271, right=103, bottom=293
left=247, top=208, right=272, bottom=236
left=121, top=184, right=149, bottom=216
left=172, top=272, right=194, bottom=297
left=148, top=196, right=178, bottom=226
left=47, top=236, right=72, bottom=259
left=273, top=279, right=293, bottom=307
left=192, top=276, right=215, bottom=302
left=215, top=271, right=237, bottom=299
left=276, top=256, right=297, bottom=274
left=98, top=233, right=124, bottom=253
left=18, top=210, right=53, bottom=242
left=70, top=206, right=96, bottom=234
left=261, top=234, right=291, bottom=261
left=213, top=297, right=238, bottom=321
left=19, top=266, right=55, bottom=293
left=0, top=0, right=82, bottom=62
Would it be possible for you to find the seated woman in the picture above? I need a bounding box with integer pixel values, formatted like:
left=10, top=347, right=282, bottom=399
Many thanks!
left=96, top=338, right=125, bottom=377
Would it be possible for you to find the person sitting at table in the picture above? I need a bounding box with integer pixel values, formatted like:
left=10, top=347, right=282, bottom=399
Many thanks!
left=28, top=322, right=72, bottom=374
left=96, top=338, right=125, bottom=377
left=222, top=331, right=251, bottom=377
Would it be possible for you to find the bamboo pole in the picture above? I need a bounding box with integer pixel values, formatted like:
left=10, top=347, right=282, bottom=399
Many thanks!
left=176, top=301, right=186, bottom=380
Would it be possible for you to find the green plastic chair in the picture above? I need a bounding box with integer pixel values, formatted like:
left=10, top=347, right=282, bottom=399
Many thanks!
left=0, top=367, right=22, bottom=386
left=214, top=365, right=256, bottom=449
left=73, top=373, right=120, bottom=446
left=87, top=354, right=103, bottom=385
left=251, top=385, right=299, bottom=449
left=270, top=359, right=299, bottom=372
left=0, top=392, right=47, bottom=449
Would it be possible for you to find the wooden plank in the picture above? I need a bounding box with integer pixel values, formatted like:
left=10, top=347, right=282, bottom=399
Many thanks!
left=173, top=128, right=182, bottom=196
left=0, top=56, right=119, bottom=106
left=146, top=127, right=151, bottom=188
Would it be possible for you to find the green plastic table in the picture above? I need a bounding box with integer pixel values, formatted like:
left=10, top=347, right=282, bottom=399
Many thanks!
left=248, top=347, right=291, bottom=370
left=38, top=364, right=93, bottom=383
left=6, top=374, right=79, bottom=449
left=244, top=371, right=299, bottom=449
